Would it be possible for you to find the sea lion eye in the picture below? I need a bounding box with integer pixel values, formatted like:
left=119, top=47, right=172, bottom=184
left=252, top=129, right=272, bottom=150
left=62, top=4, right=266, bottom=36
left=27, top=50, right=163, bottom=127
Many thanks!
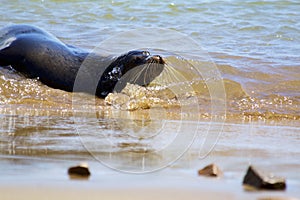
left=142, top=51, right=150, bottom=56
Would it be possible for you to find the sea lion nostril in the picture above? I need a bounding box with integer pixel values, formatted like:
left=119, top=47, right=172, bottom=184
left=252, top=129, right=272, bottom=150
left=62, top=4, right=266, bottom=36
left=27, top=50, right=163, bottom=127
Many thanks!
left=145, top=56, right=164, bottom=64
left=152, top=55, right=165, bottom=64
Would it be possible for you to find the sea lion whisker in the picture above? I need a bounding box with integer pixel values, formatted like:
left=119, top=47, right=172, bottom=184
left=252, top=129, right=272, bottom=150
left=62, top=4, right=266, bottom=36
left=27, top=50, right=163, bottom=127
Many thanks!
left=164, top=65, right=173, bottom=82
left=141, top=61, right=153, bottom=84
left=128, top=63, right=145, bottom=84
left=149, top=62, right=159, bottom=82
left=132, top=64, right=146, bottom=83
left=143, top=61, right=152, bottom=84
left=166, top=65, right=181, bottom=83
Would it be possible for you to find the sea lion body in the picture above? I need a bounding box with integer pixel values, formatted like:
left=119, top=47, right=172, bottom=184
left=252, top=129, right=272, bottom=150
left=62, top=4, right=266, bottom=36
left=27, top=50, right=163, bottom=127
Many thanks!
left=0, top=25, right=164, bottom=97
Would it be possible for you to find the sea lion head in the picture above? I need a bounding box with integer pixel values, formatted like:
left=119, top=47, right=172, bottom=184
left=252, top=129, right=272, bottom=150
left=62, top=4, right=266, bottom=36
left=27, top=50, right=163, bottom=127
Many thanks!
left=97, top=50, right=165, bottom=97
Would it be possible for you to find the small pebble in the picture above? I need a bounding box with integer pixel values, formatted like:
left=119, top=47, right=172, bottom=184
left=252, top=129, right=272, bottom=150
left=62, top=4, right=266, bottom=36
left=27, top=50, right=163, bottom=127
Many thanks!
left=198, top=163, right=222, bottom=177
left=68, top=163, right=91, bottom=178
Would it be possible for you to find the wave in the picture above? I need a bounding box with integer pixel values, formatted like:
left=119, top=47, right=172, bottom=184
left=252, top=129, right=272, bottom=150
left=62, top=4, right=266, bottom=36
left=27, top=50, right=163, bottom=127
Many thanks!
left=0, top=55, right=299, bottom=123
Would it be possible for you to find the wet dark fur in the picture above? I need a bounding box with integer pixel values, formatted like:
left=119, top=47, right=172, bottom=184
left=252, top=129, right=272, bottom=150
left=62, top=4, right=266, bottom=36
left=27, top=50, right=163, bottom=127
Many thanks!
left=0, top=24, right=165, bottom=98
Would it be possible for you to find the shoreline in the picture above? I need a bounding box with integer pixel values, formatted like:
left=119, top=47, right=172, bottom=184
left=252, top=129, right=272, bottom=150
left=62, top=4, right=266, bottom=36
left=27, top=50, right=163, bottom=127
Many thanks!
left=1, top=171, right=298, bottom=200
left=1, top=148, right=299, bottom=200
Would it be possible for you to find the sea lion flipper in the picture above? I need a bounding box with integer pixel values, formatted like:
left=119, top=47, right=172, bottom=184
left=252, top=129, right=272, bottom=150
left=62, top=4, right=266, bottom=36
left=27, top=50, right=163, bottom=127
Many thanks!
left=0, top=37, right=18, bottom=66
left=0, top=37, right=16, bottom=51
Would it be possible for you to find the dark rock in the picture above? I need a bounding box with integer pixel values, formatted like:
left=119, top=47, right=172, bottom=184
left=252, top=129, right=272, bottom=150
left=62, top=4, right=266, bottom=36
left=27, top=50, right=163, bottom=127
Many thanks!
left=68, top=163, right=91, bottom=178
left=198, top=163, right=222, bottom=177
left=243, top=165, right=286, bottom=190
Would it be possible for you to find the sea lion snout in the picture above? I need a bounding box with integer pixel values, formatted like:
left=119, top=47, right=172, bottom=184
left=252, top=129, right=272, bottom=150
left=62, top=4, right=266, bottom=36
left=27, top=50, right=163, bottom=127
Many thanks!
left=146, top=55, right=165, bottom=65
left=126, top=50, right=165, bottom=66
left=151, top=55, right=165, bottom=64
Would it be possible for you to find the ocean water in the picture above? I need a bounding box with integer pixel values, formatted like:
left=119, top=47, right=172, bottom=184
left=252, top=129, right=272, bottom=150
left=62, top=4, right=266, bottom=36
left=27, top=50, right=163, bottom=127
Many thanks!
left=0, top=0, right=299, bottom=120
left=0, top=0, right=299, bottom=197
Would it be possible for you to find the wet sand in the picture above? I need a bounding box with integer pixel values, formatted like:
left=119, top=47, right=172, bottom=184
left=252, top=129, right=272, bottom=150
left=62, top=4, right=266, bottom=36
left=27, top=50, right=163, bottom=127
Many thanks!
left=0, top=186, right=238, bottom=200
left=1, top=120, right=299, bottom=200
left=1, top=165, right=298, bottom=200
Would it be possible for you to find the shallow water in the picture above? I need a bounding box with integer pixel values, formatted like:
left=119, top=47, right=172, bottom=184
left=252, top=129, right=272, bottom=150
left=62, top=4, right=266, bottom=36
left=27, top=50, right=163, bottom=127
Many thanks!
left=0, top=0, right=299, bottom=121
left=0, top=0, right=299, bottom=198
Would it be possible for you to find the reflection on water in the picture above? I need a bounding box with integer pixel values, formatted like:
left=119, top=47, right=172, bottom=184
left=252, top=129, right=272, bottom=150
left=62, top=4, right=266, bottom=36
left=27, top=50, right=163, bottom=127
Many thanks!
left=0, top=113, right=299, bottom=176
left=0, top=115, right=83, bottom=156
left=0, top=113, right=205, bottom=172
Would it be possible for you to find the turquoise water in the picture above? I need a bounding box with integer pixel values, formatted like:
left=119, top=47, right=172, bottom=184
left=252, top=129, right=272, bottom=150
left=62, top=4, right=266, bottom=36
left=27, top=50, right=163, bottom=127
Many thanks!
left=1, top=0, right=299, bottom=67
left=0, top=1, right=300, bottom=197
left=1, top=0, right=299, bottom=118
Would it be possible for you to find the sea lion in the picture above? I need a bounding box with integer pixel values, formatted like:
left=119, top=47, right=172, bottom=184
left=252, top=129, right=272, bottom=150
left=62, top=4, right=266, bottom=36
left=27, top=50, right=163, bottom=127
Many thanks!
left=0, top=24, right=165, bottom=98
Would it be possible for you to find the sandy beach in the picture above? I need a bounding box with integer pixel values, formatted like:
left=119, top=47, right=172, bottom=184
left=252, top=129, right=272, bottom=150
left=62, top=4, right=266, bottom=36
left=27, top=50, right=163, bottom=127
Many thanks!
left=1, top=120, right=299, bottom=200
left=1, top=1, right=300, bottom=199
